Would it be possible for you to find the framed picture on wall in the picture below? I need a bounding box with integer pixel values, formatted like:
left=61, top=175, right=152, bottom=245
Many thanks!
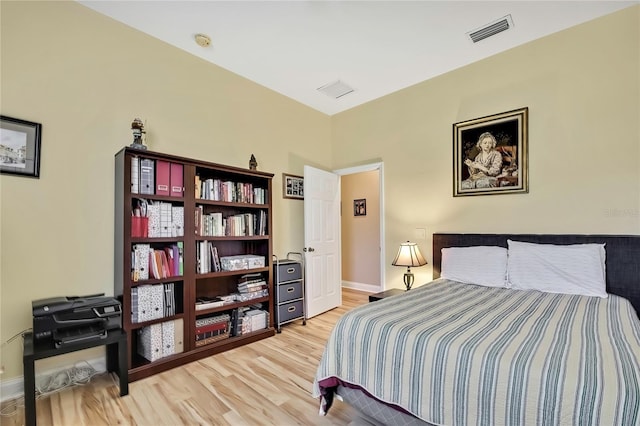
left=453, top=107, right=528, bottom=197
left=0, top=115, right=42, bottom=178
left=282, top=173, right=304, bottom=199
left=354, top=199, right=366, bottom=216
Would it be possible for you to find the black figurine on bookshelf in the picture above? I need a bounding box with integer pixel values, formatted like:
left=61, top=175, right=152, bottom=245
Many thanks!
left=249, top=154, right=257, bottom=170
left=130, top=118, right=147, bottom=150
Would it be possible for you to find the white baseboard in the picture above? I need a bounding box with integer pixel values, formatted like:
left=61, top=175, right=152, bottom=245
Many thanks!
left=0, top=356, right=106, bottom=403
left=342, top=281, right=381, bottom=293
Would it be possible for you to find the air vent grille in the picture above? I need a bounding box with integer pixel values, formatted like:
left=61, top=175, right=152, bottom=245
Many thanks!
left=317, top=80, right=354, bottom=99
left=468, top=15, right=513, bottom=43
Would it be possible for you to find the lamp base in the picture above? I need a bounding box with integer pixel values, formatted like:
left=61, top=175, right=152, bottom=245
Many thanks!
left=403, top=272, right=415, bottom=291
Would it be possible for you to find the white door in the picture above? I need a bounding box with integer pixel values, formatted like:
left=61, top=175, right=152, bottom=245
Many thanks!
left=304, top=165, right=342, bottom=318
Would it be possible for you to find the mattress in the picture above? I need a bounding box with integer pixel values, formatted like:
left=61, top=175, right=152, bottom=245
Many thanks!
left=313, top=279, right=640, bottom=425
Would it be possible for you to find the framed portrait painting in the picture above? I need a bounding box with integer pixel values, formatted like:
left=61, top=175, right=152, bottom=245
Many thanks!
left=0, top=115, right=42, bottom=178
left=453, top=107, right=528, bottom=197
left=282, top=173, right=304, bottom=199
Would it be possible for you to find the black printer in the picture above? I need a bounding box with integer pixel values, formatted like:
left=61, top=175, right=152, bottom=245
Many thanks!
left=32, top=294, right=122, bottom=348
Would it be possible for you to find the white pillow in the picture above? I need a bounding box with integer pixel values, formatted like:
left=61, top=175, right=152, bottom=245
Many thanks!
left=441, top=246, right=508, bottom=288
left=506, top=240, right=607, bottom=298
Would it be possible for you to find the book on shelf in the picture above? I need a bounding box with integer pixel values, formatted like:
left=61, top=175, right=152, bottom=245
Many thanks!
left=195, top=313, right=230, bottom=327
left=195, top=332, right=229, bottom=347
left=170, top=162, right=184, bottom=197
left=238, top=273, right=263, bottom=284
left=195, top=296, right=225, bottom=311
left=238, top=279, right=267, bottom=290
left=139, top=158, right=155, bottom=195
left=131, top=156, right=140, bottom=194
left=195, top=320, right=228, bottom=335
left=156, top=160, right=171, bottom=196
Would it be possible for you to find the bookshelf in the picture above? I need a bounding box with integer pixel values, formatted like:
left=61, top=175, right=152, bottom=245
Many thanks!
left=115, top=147, right=274, bottom=381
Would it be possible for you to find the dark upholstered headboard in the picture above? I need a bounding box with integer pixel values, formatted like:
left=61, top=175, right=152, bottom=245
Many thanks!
left=433, top=233, right=640, bottom=317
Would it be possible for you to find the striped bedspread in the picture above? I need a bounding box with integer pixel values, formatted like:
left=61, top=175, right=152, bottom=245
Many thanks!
left=313, top=279, right=640, bottom=425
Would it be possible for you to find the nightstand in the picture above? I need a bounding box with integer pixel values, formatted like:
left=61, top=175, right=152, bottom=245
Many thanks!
left=368, top=288, right=406, bottom=302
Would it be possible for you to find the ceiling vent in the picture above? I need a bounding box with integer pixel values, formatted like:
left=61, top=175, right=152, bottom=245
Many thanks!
left=317, top=80, right=354, bottom=99
left=467, top=15, right=514, bottom=43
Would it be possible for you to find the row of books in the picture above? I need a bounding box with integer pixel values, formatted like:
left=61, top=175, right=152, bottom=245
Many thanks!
left=131, top=282, right=178, bottom=323
left=194, top=208, right=267, bottom=237
left=196, top=241, right=221, bottom=274
left=238, top=273, right=269, bottom=301
left=132, top=199, right=184, bottom=238
left=132, top=243, right=183, bottom=281
left=137, top=318, right=184, bottom=362
left=195, top=176, right=267, bottom=204
left=131, top=157, right=184, bottom=197
left=232, top=307, right=268, bottom=336
left=195, top=314, right=230, bottom=347
left=195, top=274, right=269, bottom=312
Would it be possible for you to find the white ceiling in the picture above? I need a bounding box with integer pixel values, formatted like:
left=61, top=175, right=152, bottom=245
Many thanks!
left=77, top=1, right=636, bottom=116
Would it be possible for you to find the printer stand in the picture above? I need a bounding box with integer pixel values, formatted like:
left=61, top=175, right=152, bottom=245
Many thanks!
left=22, top=329, right=128, bottom=426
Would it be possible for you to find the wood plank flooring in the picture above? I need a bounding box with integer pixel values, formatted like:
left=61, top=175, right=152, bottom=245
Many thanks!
left=1, top=288, right=369, bottom=426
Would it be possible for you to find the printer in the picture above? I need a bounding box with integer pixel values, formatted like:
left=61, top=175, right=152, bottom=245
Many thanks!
left=32, top=294, right=122, bottom=348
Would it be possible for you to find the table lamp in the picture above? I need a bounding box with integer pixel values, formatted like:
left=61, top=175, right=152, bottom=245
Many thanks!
left=392, top=241, right=428, bottom=291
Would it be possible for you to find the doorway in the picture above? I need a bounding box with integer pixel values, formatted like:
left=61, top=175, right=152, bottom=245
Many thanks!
left=336, top=163, right=384, bottom=293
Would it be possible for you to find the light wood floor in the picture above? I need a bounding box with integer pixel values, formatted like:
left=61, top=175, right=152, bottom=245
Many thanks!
left=1, top=289, right=370, bottom=426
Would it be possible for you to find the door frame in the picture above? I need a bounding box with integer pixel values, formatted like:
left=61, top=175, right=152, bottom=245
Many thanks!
left=334, top=162, right=385, bottom=292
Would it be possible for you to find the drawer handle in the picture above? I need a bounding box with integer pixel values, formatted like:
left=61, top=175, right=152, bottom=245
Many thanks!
left=287, top=268, right=295, bottom=273
left=288, top=306, right=296, bottom=313
left=287, top=287, right=295, bottom=293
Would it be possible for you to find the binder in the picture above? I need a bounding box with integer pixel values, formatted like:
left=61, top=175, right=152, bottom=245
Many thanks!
left=131, top=287, right=139, bottom=323
left=139, top=159, right=155, bottom=195
left=149, top=250, right=161, bottom=280
left=137, top=323, right=163, bottom=362
left=147, top=203, right=160, bottom=237
left=164, top=247, right=175, bottom=277
left=160, top=202, right=172, bottom=237
left=135, top=285, right=153, bottom=322
left=155, top=160, right=171, bottom=196
left=173, top=318, right=184, bottom=354
left=163, top=282, right=175, bottom=316
left=161, top=320, right=175, bottom=357
left=133, top=244, right=150, bottom=281
left=172, top=244, right=180, bottom=276
left=177, top=242, right=184, bottom=276
left=150, top=283, right=165, bottom=320
left=131, top=156, right=139, bottom=194
left=170, top=163, right=184, bottom=197
left=171, top=206, right=184, bottom=237
left=160, top=250, right=171, bottom=278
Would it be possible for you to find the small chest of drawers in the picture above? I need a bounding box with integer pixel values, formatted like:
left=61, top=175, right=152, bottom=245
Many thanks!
left=273, top=254, right=306, bottom=333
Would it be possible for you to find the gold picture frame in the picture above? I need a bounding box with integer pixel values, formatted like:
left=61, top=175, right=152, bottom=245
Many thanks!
left=453, top=107, right=528, bottom=197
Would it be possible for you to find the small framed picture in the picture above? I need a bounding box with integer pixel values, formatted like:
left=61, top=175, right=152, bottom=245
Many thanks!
left=354, top=199, right=366, bottom=216
left=0, top=115, right=42, bottom=178
left=282, top=173, right=304, bottom=199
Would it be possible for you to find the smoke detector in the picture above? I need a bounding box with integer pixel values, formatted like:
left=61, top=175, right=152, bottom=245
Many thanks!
left=317, top=80, right=355, bottom=99
left=467, top=15, right=514, bottom=43
left=194, top=33, right=211, bottom=48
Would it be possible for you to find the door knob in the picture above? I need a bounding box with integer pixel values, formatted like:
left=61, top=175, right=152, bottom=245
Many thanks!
left=303, top=247, right=315, bottom=252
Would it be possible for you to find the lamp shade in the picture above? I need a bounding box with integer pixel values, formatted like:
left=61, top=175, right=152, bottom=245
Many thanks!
left=392, top=241, right=428, bottom=267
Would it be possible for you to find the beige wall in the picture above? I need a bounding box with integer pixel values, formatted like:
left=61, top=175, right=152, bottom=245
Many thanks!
left=0, top=1, right=330, bottom=380
left=341, top=170, right=380, bottom=287
left=331, top=6, right=640, bottom=289
left=1, top=2, right=638, bottom=383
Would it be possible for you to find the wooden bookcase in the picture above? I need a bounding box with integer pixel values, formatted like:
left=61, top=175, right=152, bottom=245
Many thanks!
left=114, top=147, right=274, bottom=381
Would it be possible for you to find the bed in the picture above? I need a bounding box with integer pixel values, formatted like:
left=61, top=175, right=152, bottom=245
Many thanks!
left=313, top=233, right=640, bottom=426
